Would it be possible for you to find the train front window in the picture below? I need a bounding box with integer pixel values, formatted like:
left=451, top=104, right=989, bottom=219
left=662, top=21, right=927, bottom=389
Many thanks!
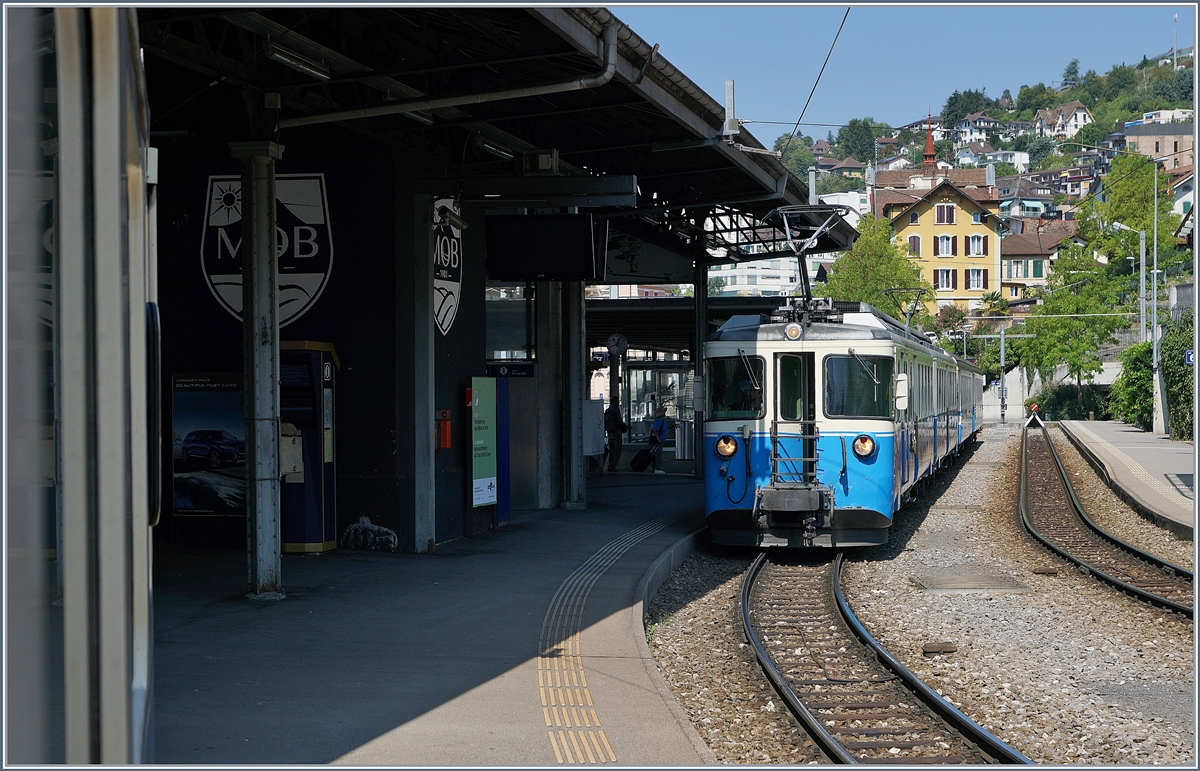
left=706, top=355, right=765, bottom=420
left=824, top=355, right=894, bottom=418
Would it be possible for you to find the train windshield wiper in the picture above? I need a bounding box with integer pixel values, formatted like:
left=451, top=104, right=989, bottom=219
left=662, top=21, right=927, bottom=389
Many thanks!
left=847, top=348, right=879, bottom=385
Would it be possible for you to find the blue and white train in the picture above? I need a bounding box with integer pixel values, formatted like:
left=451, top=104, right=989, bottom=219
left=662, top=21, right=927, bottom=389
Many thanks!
left=703, top=298, right=984, bottom=548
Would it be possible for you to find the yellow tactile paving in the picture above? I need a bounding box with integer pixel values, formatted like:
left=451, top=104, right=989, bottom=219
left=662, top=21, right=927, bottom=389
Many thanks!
left=1067, top=422, right=1192, bottom=511
left=537, top=513, right=691, bottom=764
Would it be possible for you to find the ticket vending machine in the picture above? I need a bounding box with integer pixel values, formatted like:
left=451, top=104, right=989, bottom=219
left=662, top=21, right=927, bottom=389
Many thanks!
left=280, top=341, right=338, bottom=552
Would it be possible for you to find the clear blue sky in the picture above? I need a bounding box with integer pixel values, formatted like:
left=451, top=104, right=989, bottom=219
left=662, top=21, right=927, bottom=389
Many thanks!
left=610, top=4, right=1195, bottom=141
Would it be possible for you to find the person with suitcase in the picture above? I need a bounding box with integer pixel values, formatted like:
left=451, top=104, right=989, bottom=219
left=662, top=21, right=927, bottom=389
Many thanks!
left=649, top=405, right=669, bottom=475
left=603, top=399, right=627, bottom=472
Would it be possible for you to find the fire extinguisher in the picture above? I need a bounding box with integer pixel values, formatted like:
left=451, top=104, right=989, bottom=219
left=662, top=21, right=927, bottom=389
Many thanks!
left=436, top=410, right=452, bottom=449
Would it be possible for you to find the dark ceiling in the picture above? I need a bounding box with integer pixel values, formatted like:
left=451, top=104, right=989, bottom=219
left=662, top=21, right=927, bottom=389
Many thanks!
left=138, top=7, right=854, bottom=267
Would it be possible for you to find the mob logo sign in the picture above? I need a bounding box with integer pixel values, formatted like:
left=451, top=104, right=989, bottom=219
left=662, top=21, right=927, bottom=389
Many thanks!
left=432, top=197, right=463, bottom=335
left=200, top=174, right=333, bottom=327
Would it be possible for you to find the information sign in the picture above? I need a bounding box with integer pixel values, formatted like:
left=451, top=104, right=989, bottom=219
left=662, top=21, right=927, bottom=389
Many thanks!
left=471, top=376, right=497, bottom=507
left=1186, top=349, right=1194, bottom=366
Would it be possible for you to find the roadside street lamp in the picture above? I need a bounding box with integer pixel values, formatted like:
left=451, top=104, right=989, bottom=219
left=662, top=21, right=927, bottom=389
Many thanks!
left=1110, top=221, right=1146, bottom=341
left=961, top=322, right=971, bottom=358
left=1152, top=155, right=1169, bottom=369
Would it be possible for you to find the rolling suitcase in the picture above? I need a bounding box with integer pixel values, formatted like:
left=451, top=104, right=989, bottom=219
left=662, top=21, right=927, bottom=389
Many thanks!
left=628, top=448, right=653, bottom=473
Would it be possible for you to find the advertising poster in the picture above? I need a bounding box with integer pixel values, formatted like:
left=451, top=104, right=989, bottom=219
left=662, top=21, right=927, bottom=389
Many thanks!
left=172, top=374, right=246, bottom=516
left=471, top=376, right=497, bottom=507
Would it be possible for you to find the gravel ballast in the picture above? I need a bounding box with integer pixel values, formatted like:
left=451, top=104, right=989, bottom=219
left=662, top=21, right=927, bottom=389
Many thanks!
left=647, top=424, right=1195, bottom=764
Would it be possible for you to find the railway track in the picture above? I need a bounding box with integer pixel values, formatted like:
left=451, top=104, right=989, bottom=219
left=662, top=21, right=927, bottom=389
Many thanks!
left=1020, top=420, right=1193, bottom=618
left=741, top=553, right=1030, bottom=765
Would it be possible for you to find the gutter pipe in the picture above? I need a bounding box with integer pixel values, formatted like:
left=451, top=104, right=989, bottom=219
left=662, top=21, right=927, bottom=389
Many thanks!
left=278, top=19, right=618, bottom=130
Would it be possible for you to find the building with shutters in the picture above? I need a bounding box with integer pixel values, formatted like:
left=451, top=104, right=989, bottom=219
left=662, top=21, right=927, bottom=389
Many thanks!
left=871, top=123, right=1002, bottom=314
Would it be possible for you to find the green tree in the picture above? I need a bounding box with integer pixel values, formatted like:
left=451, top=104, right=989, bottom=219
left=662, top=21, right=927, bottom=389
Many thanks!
left=1159, top=316, right=1194, bottom=439
left=1156, top=66, right=1194, bottom=103
left=1016, top=83, right=1057, bottom=115
left=836, top=117, right=891, bottom=163
left=992, top=162, right=1019, bottom=178
left=815, top=214, right=932, bottom=323
left=815, top=174, right=862, bottom=196
left=1017, top=247, right=1128, bottom=402
left=1072, top=121, right=1105, bottom=149
left=1108, top=341, right=1153, bottom=430
left=1026, top=136, right=1058, bottom=168
left=933, top=139, right=954, bottom=160
left=774, top=133, right=817, bottom=180
left=942, top=89, right=993, bottom=128
left=1078, top=153, right=1181, bottom=274
left=1103, top=64, right=1136, bottom=98
left=1061, top=58, right=1081, bottom=89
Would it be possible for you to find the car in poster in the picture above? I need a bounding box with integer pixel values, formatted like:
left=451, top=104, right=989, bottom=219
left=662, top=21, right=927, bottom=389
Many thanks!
left=181, top=429, right=245, bottom=469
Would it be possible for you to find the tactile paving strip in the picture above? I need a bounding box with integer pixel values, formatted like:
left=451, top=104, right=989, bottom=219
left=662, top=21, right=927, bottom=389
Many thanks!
left=536, top=512, right=689, bottom=764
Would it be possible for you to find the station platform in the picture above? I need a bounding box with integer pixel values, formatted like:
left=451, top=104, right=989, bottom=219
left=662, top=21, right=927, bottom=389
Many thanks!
left=1058, top=420, right=1194, bottom=539
left=152, top=471, right=713, bottom=765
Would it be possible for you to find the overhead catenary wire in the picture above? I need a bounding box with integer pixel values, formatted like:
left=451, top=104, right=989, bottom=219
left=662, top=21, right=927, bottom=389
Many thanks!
left=780, top=7, right=850, bottom=161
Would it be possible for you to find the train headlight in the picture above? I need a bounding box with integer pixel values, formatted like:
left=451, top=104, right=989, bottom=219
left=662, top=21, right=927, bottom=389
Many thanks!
left=715, top=434, right=739, bottom=458
left=852, top=434, right=876, bottom=458
left=784, top=322, right=802, bottom=341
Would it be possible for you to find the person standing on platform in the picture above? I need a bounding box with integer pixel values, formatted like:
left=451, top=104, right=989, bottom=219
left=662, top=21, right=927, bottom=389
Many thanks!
left=604, top=398, right=627, bottom=472
left=649, top=405, right=669, bottom=475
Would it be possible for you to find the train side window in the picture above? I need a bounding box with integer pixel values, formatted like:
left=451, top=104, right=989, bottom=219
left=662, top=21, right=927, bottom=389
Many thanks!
left=777, top=354, right=812, bottom=422
left=706, top=355, right=765, bottom=420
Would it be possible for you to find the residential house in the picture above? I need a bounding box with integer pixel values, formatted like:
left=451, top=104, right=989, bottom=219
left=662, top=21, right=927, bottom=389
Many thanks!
left=831, top=156, right=866, bottom=178
left=954, top=111, right=1000, bottom=146
left=955, top=141, right=996, bottom=167
left=1034, top=101, right=1093, bottom=139
left=1126, top=108, right=1193, bottom=127
left=997, top=220, right=1083, bottom=301
left=873, top=135, right=900, bottom=161
left=996, top=174, right=1056, bottom=221
left=871, top=132, right=1001, bottom=313
left=982, top=149, right=1030, bottom=172
left=997, top=233, right=1052, bottom=301
left=812, top=139, right=832, bottom=158
left=1123, top=122, right=1194, bottom=168
left=1171, top=166, right=1194, bottom=216
left=815, top=155, right=840, bottom=173
left=877, top=155, right=913, bottom=171
left=897, top=116, right=951, bottom=142
left=1001, top=120, right=1035, bottom=142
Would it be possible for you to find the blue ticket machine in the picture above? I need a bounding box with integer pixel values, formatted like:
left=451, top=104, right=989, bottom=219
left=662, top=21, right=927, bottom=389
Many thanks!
left=280, top=341, right=338, bottom=552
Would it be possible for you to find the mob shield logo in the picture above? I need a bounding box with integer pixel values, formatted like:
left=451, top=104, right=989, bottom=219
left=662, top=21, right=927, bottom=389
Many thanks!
left=201, top=174, right=334, bottom=327
left=432, top=197, right=463, bottom=335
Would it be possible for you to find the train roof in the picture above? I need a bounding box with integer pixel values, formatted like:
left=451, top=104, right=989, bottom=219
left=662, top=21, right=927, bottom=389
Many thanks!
left=708, top=300, right=984, bottom=375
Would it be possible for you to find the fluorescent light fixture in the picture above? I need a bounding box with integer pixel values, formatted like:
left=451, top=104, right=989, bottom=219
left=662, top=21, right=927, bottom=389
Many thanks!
left=264, top=42, right=330, bottom=82
left=476, top=136, right=514, bottom=160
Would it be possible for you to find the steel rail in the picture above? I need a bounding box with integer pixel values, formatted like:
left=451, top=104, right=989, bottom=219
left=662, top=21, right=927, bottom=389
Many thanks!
left=1042, top=423, right=1192, bottom=579
left=830, top=554, right=1033, bottom=765
left=740, top=553, right=1032, bottom=764
left=740, top=552, right=856, bottom=763
left=1019, top=424, right=1193, bottom=617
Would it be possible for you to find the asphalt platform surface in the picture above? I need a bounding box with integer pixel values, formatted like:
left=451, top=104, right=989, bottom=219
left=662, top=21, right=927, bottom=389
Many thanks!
left=1058, top=420, right=1194, bottom=538
left=152, top=456, right=710, bottom=765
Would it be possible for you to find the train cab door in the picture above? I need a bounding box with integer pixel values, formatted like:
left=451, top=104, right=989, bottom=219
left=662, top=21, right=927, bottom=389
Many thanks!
left=773, top=353, right=816, bottom=484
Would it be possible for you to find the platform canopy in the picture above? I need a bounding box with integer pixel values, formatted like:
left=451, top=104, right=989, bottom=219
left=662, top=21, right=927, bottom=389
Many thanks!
left=139, top=6, right=856, bottom=281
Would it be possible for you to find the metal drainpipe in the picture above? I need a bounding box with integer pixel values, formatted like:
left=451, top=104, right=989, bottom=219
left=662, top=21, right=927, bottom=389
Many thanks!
left=582, top=7, right=723, bottom=123
left=277, top=20, right=618, bottom=130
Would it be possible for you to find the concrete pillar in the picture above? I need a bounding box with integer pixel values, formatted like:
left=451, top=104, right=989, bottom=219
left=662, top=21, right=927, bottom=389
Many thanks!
left=693, top=261, right=708, bottom=480
left=562, top=281, right=586, bottom=509
left=536, top=281, right=563, bottom=509
left=230, top=140, right=284, bottom=599
left=410, top=195, right=437, bottom=551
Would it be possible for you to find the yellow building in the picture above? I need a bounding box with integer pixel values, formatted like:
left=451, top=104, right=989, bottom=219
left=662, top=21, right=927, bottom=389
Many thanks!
left=872, top=168, right=1002, bottom=314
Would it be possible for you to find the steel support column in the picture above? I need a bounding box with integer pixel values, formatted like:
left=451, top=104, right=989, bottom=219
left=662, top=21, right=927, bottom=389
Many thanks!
left=693, top=261, right=708, bottom=480
left=410, top=195, right=437, bottom=552
left=562, top=281, right=587, bottom=508
left=536, top=281, right=563, bottom=508
left=231, top=140, right=284, bottom=599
